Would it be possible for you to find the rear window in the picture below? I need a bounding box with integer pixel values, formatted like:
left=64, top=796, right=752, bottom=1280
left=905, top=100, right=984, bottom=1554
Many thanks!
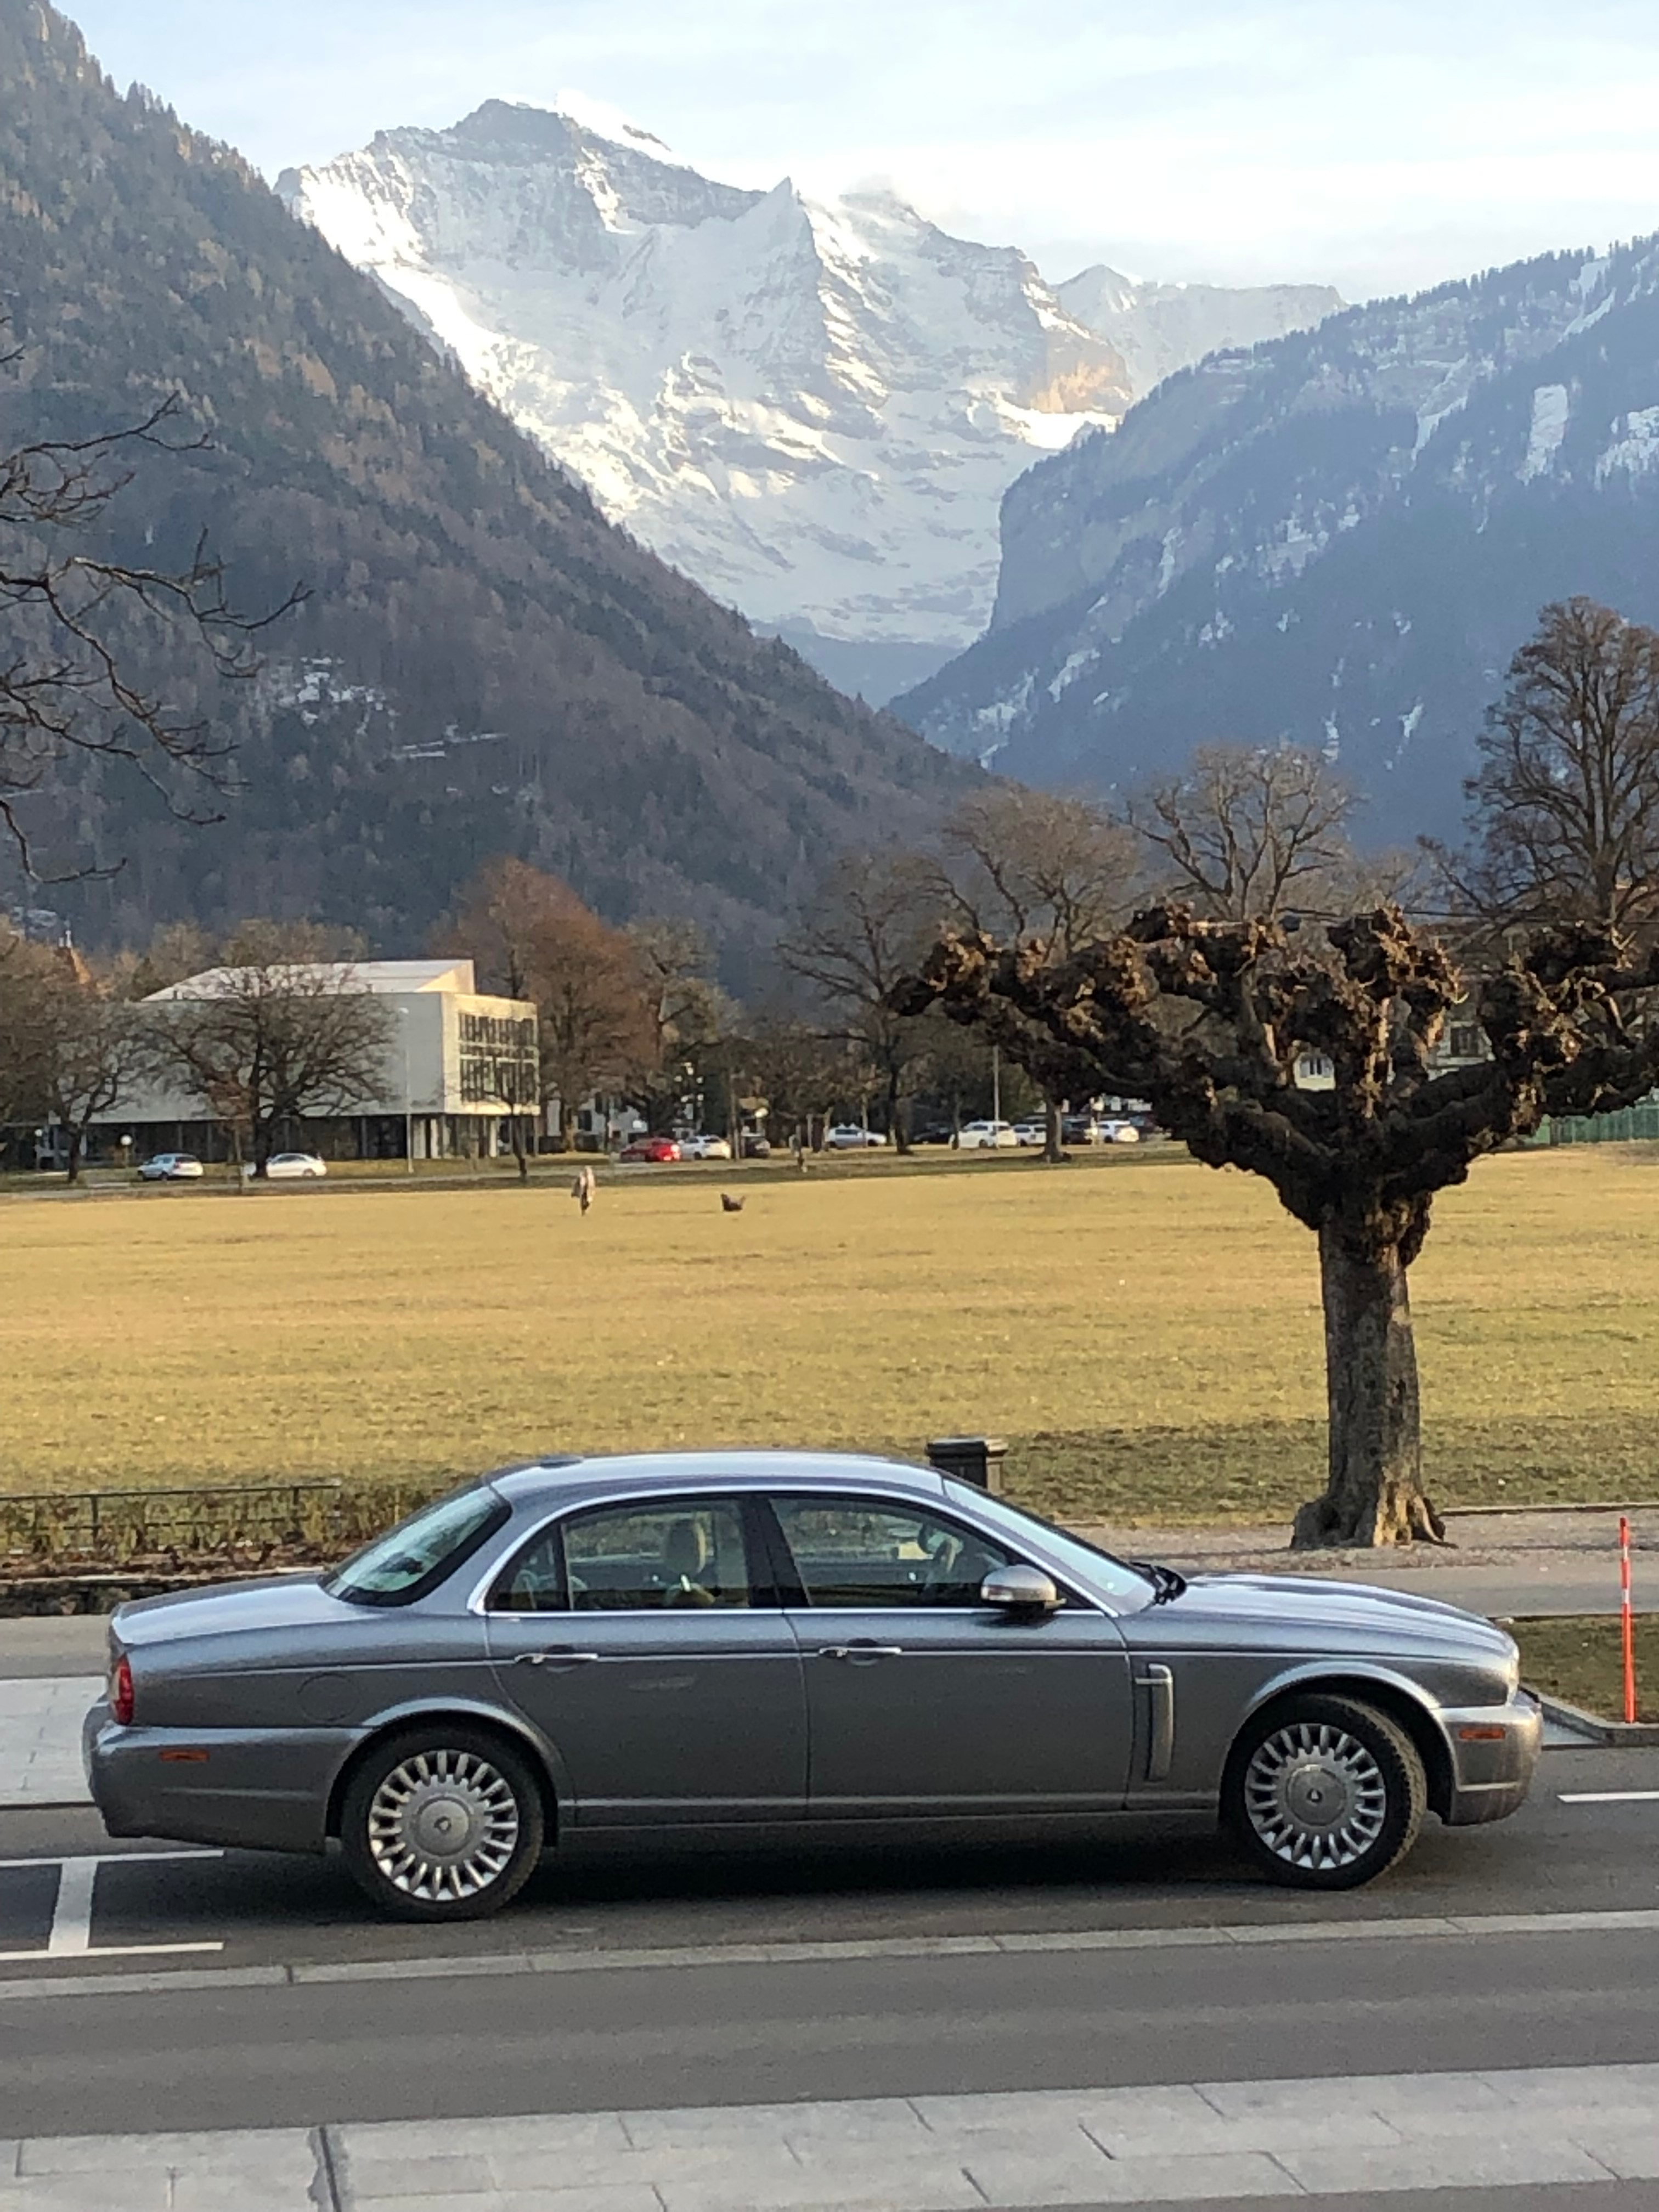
left=323, top=1485, right=508, bottom=1607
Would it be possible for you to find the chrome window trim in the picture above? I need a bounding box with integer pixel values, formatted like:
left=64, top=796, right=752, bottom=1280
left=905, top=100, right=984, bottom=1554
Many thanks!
left=467, top=1486, right=768, bottom=1619
left=466, top=1482, right=1119, bottom=1622
left=765, top=1489, right=1111, bottom=1619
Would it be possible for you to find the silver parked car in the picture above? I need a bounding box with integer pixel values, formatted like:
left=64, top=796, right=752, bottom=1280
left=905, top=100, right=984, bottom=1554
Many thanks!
left=83, top=1453, right=1540, bottom=1922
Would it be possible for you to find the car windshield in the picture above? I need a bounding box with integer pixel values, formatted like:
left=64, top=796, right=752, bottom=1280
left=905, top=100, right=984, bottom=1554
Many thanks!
left=939, top=1480, right=1156, bottom=1605
left=323, top=1483, right=508, bottom=1606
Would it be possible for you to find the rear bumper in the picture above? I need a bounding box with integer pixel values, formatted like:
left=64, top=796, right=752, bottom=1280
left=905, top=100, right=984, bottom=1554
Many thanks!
left=1438, top=1689, right=1543, bottom=1827
left=83, top=1702, right=352, bottom=1854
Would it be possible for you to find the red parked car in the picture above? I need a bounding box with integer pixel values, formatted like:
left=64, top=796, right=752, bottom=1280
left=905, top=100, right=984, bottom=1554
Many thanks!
left=618, top=1135, right=681, bottom=1163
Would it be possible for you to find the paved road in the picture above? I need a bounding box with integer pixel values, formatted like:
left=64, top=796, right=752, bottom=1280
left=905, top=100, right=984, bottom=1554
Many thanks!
left=0, top=1747, right=1656, bottom=2204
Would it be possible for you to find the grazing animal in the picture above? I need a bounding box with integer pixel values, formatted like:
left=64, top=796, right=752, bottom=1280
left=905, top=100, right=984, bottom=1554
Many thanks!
left=720, top=1192, right=744, bottom=1213
left=571, top=1165, right=596, bottom=1214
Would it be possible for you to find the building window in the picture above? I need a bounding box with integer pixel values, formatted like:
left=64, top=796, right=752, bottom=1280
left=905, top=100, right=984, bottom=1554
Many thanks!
left=458, top=1014, right=538, bottom=1106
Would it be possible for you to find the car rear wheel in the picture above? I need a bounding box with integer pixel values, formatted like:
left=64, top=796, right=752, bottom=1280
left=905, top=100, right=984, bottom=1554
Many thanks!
left=1223, top=1694, right=1425, bottom=1889
left=340, top=1726, right=545, bottom=1921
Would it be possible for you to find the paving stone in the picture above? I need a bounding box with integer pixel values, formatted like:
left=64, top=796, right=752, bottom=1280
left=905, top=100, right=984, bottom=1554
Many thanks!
left=1277, top=2134, right=1616, bottom=2193
left=964, top=2146, right=1294, bottom=2204
left=337, top=2152, right=498, bottom=2198
left=1479, top=2061, right=1659, bottom=2108
left=0, top=2180, right=174, bottom=2211
left=339, top=2119, right=631, bottom=2163
left=655, top=2167, right=983, bottom=2212
left=1571, top=2123, right=1659, bottom=2181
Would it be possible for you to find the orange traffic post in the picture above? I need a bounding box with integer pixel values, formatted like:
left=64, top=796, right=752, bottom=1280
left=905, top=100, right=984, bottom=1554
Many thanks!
left=1620, top=1514, right=1638, bottom=1725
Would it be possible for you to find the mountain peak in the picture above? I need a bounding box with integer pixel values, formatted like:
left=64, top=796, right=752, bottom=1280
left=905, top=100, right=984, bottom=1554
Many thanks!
left=283, top=103, right=1338, bottom=686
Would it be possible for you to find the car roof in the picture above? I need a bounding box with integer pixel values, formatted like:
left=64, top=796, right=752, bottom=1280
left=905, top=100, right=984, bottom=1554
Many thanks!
left=487, top=1449, right=949, bottom=1505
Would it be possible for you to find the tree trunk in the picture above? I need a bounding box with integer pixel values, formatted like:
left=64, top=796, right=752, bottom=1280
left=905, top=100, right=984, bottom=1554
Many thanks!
left=1291, top=1223, right=1446, bottom=1548
left=64, top=1128, right=83, bottom=1186
left=887, top=1066, right=910, bottom=1154
left=1043, top=1092, right=1064, bottom=1164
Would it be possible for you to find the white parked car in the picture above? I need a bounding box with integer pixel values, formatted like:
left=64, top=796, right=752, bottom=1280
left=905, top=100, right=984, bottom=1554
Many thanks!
left=824, top=1124, right=885, bottom=1149
left=678, top=1134, right=733, bottom=1161
left=137, top=1152, right=205, bottom=1182
left=955, top=1120, right=1019, bottom=1150
left=246, top=1152, right=328, bottom=1180
left=1098, top=1120, right=1142, bottom=1144
left=1011, top=1119, right=1046, bottom=1147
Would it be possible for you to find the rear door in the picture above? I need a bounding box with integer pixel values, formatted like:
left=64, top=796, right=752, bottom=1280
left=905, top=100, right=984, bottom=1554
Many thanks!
left=485, top=1494, right=806, bottom=1829
left=766, top=1493, right=1134, bottom=1820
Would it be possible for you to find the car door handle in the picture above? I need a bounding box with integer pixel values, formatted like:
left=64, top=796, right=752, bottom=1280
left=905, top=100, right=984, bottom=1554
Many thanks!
left=1137, top=1664, right=1175, bottom=1781
left=820, top=1643, right=904, bottom=1662
left=516, top=1649, right=601, bottom=1667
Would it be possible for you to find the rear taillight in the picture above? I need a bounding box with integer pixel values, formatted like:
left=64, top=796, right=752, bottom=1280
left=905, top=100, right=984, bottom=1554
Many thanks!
left=110, top=1654, right=134, bottom=1726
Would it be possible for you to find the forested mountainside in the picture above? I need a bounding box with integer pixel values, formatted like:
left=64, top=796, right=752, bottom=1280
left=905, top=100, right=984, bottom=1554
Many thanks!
left=283, top=100, right=1339, bottom=703
left=0, top=2, right=975, bottom=975
left=901, top=238, right=1659, bottom=846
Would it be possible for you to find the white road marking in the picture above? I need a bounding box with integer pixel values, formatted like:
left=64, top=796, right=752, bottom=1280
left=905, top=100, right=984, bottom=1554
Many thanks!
left=46, top=1856, right=97, bottom=1955
left=0, top=1850, right=225, bottom=1965
left=1559, top=1789, right=1659, bottom=1803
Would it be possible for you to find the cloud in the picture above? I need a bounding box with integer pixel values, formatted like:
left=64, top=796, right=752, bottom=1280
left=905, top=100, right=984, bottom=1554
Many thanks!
left=60, top=0, right=1659, bottom=296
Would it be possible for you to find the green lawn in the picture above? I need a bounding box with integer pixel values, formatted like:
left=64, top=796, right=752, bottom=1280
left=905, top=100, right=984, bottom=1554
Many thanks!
left=1514, top=1616, right=1659, bottom=1723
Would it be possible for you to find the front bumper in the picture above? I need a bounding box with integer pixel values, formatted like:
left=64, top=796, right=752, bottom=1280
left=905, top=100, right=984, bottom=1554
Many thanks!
left=83, top=1700, right=353, bottom=1854
left=1438, top=1688, right=1543, bottom=1827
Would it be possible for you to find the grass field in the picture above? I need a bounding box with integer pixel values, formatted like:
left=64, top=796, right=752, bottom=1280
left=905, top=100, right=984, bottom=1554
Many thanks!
left=1514, top=1616, right=1659, bottom=1723
left=2, top=1144, right=1656, bottom=1525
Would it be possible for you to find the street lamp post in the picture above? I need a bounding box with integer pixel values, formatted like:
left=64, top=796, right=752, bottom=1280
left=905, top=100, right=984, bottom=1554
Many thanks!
left=399, top=1007, right=414, bottom=1175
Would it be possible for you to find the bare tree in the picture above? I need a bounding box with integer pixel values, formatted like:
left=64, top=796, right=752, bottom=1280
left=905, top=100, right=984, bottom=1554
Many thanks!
left=149, top=922, right=394, bottom=1176
left=1431, top=599, right=1659, bottom=938
left=780, top=850, right=940, bottom=1152
left=624, top=918, right=734, bottom=1136
left=448, top=861, right=651, bottom=1145
left=1, top=373, right=302, bottom=871
left=935, top=789, right=1139, bottom=1158
left=0, top=938, right=148, bottom=1183
left=1128, top=743, right=1358, bottom=923
left=896, top=904, right=1659, bottom=1548
left=741, top=1013, right=854, bottom=1152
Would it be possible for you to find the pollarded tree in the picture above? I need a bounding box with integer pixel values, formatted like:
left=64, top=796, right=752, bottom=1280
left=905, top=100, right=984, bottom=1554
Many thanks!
left=895, top=903, right=1659, bottom=1547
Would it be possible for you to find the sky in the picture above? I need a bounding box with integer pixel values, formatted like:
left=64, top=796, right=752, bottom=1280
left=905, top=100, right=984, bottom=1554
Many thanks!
left=59, top=0, right=1659, bottom=300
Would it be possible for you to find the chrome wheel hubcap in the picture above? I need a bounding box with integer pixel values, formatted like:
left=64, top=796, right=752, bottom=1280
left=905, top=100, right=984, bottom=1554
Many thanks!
left=1243, top=1722, right=1389, bottom=1871
left=366, top=1750, right=520, bottom=1902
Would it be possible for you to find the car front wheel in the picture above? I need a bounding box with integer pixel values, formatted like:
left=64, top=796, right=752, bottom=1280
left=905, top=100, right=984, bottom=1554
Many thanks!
left=340, top=1726, right=545, bottom=1921
left=1223, top=1694, right=1425, bottom=1889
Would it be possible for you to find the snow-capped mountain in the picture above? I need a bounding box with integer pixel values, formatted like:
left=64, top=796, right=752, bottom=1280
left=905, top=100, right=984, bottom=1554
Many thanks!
left=279, top=103, right=1339, bottom=699
left=900, top=236, right=1659, bottom=843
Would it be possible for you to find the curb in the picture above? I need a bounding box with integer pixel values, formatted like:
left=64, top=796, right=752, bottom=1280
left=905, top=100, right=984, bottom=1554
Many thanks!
left=1534, top=1691, right=1659, bottom=1746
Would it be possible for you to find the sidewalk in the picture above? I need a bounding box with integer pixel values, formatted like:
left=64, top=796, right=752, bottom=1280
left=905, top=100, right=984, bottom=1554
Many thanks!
left=1076, top=1505, right=1659, bottom=1620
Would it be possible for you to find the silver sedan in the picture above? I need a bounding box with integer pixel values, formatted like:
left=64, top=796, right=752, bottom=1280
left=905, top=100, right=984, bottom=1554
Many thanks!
left=83, top=1452, right=1541, bottom=1921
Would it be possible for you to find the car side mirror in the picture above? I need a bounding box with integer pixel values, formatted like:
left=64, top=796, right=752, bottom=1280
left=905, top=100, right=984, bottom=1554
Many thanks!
left=981, top=1565, right=1060, bottom=1613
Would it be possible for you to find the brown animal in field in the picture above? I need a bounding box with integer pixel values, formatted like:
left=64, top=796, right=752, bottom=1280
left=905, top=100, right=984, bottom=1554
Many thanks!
left=571, top=1165, right=596, bottom=1214
left=720, top=1192, right=744, bottom=1213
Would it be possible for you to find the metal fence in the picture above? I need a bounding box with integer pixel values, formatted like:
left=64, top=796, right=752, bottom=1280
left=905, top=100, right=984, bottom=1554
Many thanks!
left=1543, top=1104, right=1659, bottom=1146
left=0, top=1481, right=349, bottom=1562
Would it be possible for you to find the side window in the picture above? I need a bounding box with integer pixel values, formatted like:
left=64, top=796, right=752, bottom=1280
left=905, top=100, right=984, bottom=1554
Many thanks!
left=492, top=1499, right=755, bottom=1612
left=770, top=1497, right=1016, bottom=1609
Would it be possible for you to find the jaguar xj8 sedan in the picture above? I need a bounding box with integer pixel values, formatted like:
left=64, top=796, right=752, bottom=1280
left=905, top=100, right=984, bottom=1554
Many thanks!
left=83, top=1452, right=1541, bottom=1921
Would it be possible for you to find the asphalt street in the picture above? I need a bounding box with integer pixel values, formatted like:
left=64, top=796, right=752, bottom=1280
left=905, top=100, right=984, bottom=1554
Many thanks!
left=0, top=1746, right=1655, bottom=2170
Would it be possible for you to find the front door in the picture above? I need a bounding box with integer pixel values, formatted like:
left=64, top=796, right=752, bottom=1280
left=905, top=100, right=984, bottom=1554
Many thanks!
left=767, top=1493, right=1134, bottom=1819
left=486, top=1494, right=806, bottom=1828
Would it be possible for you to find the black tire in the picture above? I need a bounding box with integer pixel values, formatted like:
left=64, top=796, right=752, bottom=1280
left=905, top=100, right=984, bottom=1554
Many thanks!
left=339, top=1724, right=546, bottom=1922
left=1222, top=1693, right=1425, bottom=1890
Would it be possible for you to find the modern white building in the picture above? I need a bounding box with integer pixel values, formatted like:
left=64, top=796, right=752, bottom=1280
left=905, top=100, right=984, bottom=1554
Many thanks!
left=106, top=958, right=539, bottom=1163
